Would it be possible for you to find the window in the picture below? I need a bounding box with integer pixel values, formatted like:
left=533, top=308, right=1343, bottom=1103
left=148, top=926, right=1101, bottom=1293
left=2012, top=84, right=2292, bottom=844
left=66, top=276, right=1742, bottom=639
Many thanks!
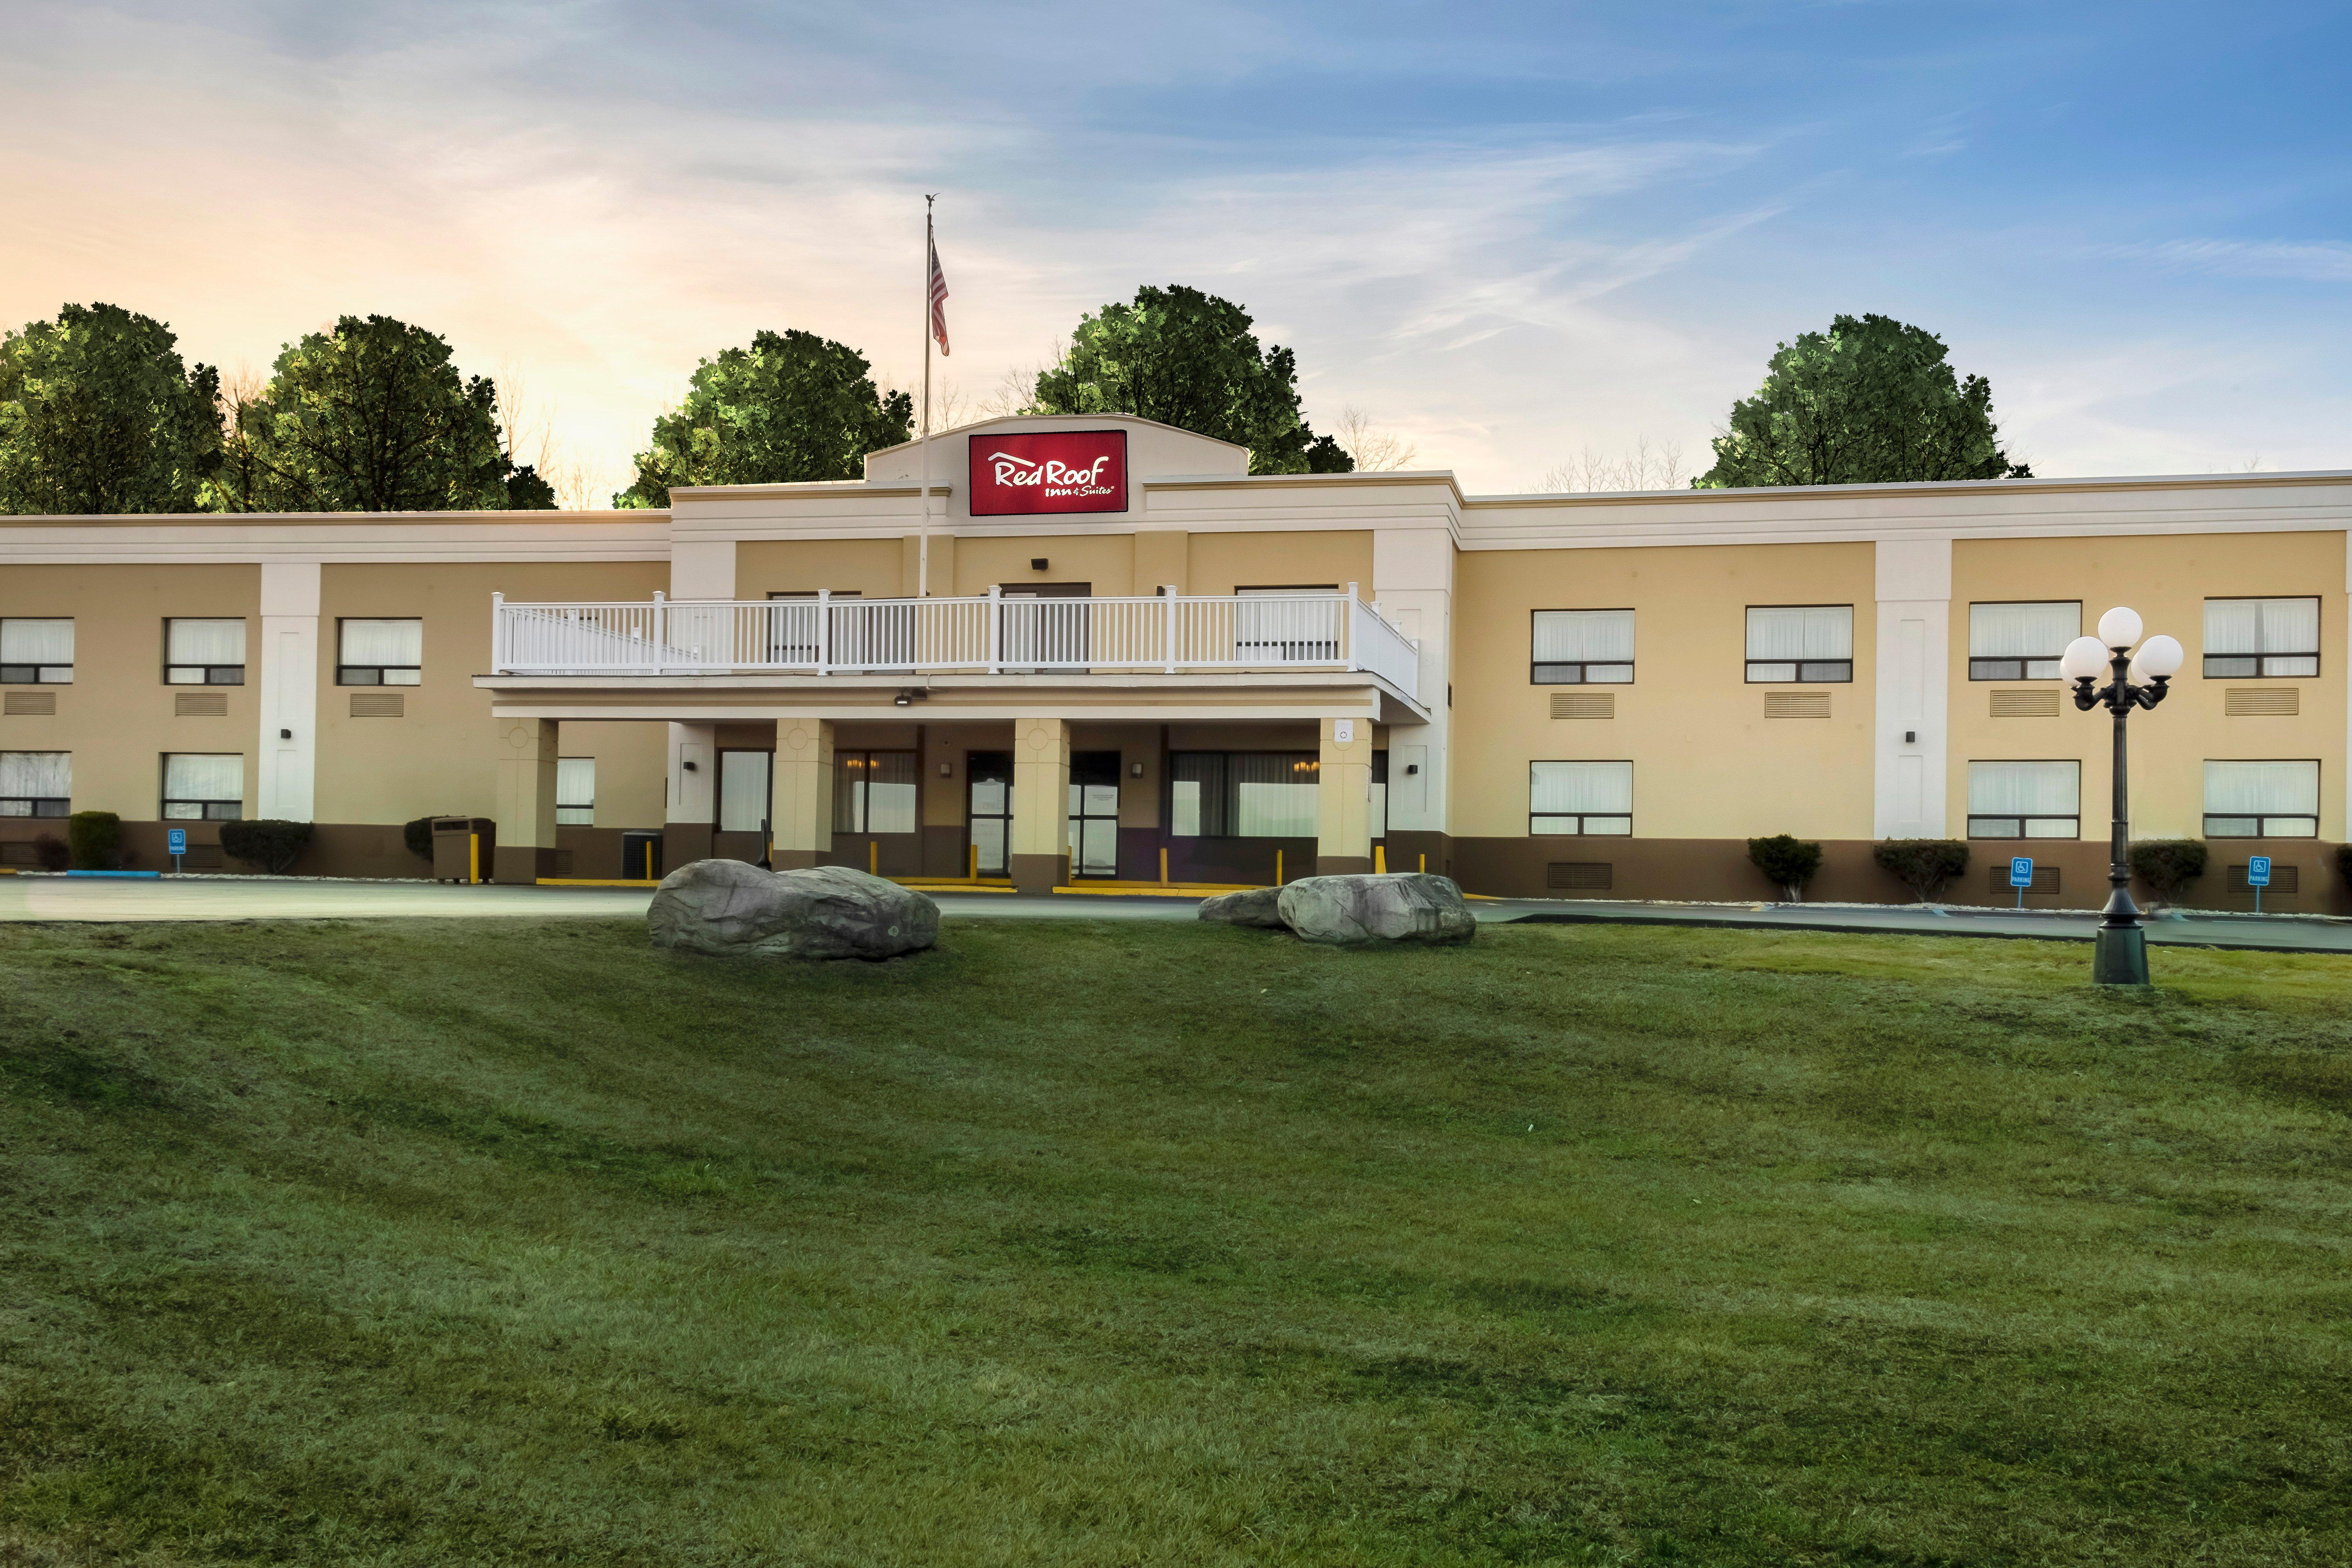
left=1532, top=609, right=1634, bottom=684
left=164, top=618, right=248, bottom=685
left=556, top=757, right=596, bottom=826
left=1168, top=753, right=1318, bottom=837
left=2205, top=598, right=2318, bottom=678
left=1530, top=760, right=1632, bottom=836
left=1967, top=761, right=2080, bottom=838
left=2204, top=760, right=2319, bottom=838
left=338, top=619, right=421, bottom=685
left=0, top=751, right=70, bottom=817
left=1745, top=605, right=1851, bottom=683
left=833, top=750, right=917, bottom=833
left=0, top=619, right=73, bottom=684
left=161, top=753, right=243, bottom=821
left=717, top=750, right=770, bottom=832
left=1969, top=602, right=2079, bottom=680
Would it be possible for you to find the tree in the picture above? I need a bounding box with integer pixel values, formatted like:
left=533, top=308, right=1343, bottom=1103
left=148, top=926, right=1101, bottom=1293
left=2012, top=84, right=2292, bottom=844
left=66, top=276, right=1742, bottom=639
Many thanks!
left=615, top=330, right=912, bottom=507
left=1695, top=314, right=2031, bottom=489
left=206, top=315, right=521, bottom=513
left=1873, top=839, right=1969, bottom=903
left=1747, top=834, right=1824, bottom=901
left=1539, top=436, right=1685, bottom=493
left=0, top=303, right=221, bottom=514
left=1030, top=285, right=1353, bottom=476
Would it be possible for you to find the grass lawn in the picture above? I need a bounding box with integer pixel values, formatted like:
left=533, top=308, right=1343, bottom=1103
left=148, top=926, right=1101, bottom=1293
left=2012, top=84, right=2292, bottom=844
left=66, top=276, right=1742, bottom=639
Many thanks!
left=2, top=916, right=2349, bottom=1566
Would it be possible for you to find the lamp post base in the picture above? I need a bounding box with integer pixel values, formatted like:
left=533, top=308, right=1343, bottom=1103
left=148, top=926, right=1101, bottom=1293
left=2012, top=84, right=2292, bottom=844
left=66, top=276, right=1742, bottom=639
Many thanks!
left=2093, top=925, right=2150, bottom=986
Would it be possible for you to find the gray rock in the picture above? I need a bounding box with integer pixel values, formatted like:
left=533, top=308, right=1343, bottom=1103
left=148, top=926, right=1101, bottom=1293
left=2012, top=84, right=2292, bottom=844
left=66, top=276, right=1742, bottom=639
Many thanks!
left=1275, top=873, right=1476, bottom=946
left=1196, top=885, right=1288, bottom=928
left=648, top=860, right=939, bottom=960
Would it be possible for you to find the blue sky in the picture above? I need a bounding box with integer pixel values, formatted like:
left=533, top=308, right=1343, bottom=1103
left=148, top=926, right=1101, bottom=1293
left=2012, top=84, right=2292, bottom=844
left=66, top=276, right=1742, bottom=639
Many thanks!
left=2, top=1, right=2346, bottom=498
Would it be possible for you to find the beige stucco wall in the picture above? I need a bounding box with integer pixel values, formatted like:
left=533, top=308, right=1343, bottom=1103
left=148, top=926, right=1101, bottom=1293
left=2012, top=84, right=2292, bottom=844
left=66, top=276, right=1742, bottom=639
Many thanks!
left=1186, top=530, right=1374, bottom=595
left=1949, top=531, right=2347, bottom=841
left=1452, top=542, right=1878, bottom=839
left=556, top=720, right=668, bottom=830
left=0, top=562, right=263, bottom=819
left=735, top=538, right=906, bottom=599
left=315, top=561, right=669, bottom=824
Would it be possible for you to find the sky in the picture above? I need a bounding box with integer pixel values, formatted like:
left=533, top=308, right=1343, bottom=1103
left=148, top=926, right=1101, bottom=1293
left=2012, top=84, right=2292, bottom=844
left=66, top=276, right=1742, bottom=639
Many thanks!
left=3, top=0, right=2348, bottom=503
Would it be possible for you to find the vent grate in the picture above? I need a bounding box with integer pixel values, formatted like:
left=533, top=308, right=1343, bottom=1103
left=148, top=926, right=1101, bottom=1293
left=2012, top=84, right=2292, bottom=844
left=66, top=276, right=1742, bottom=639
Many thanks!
left=1990, top=689, right=2060, bottom=718
left=1549, top=691, right=1615, bottom=720
left=2224, top=687, right=2298, bottom=716
left=3, top=691, right=56, bottom=716
left=349, top=691, right=406, bottom=718
left=175, top=691, right=229, bottom=717
left=1988, top=864, right=2061, bottom=894
left=1547, top=861, right=1613, bottom=891
left=2227, top=863, right=2299, bottom=894
left=1764, top=691, right=1831, bottom=719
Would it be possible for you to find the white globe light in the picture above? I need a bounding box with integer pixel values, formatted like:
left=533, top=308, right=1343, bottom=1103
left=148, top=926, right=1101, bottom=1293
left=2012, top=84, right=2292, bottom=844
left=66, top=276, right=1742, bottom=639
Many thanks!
left=2097, top=605, right=2143, bottom=649
left=2059, top=636, right=2109, bottom=680
left=2136, top=633, right=2184, bottom=678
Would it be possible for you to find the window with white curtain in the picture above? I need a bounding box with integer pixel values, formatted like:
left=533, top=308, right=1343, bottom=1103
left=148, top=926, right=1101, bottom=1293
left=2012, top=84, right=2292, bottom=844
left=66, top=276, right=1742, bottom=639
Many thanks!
left=1532, top=609, right=1635, bottom=684
left=1966, top=761, right=2080, bottom=838
left=1969, top=602, right=2080, bottom=680
left=165, top=619, right=248, bottom=685
left=161, top=753, right=244, bottom=821
left=0, top=752, right=70, bottom=817
left=2204, top=759, right=2319, bottom=838
left=1167, top=753, right=1319, bottom=838
left=556, top=757, right=597, bottom=826
left=337, top=619, right=422, bottom=685
left=717, top=750, right=770, bottom=833
left=0, top=619, right=74, bottom=684
left=1745, top=605, right=1852, bottom=683
left=1530, top=760, right=1633, bottom=835
left=2204, top=598, right=2319, bottom=678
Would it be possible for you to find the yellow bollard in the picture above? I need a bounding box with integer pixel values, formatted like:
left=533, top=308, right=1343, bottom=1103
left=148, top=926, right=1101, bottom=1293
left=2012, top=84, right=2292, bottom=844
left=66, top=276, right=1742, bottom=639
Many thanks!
left=1159, top=846, right=1169, bottom=885
left=1418, top=853, right=1426, bottom=874
left=468, top=833, right=480, bottom=885
left=869, top=840, right=879, bottom=876
left=1375, top=843, right=1387, bottom=874
left=1275, top=848, right=1283, bottom=885
left=969, top=843, right=979, bottom=881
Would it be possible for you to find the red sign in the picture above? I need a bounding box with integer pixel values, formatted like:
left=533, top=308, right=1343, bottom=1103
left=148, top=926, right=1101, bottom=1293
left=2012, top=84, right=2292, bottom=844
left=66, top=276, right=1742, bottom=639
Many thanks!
left=967, top=429, right=1128, bottom=516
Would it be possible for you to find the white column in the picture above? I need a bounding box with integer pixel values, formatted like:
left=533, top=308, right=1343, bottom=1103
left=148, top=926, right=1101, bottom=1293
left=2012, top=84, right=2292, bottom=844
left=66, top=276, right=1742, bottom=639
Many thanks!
left=1372, top=526, right=1452, bottom=835
left=1873, top=538, right=1952, bottom=840
left=257, top=562, right=320, bottom=821
left=667, top=723, right=717, bottom=822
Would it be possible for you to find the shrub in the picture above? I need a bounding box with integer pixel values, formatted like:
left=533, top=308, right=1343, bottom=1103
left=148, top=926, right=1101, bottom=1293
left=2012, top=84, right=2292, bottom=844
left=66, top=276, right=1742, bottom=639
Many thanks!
left=2131, top=839, right=2208, bottom=906
left=1747, top=834, right=1824, bottom=901
left=31, top=833, right=69, bottom=872
left=67, top=811, right=120, bottom=870
left=1873, top=839, right=1970, bottom=902
left=220, top=819, right=315, bottom=875
left=403, top=817, right=440, bottom=862
left=2337, top=843, right=2352, bottom=888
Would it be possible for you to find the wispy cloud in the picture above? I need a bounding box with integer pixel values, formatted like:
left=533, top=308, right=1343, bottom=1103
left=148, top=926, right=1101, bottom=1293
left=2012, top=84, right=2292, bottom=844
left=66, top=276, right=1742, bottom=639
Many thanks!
left=2092, top=239, right=2352, bottom=284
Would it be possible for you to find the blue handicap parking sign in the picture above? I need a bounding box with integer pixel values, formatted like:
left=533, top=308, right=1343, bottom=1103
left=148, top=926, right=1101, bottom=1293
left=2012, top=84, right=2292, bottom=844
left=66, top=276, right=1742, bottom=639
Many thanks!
left=2247, top=855, right=2272, bottom=887
left=2010, top=856, right=2034, bottom=888
left=166, top=828, right=187, bottom=856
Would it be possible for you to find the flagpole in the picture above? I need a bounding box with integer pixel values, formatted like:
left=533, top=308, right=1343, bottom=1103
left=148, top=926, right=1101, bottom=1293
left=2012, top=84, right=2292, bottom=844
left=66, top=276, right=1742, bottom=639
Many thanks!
left=918, top=195, right=934, bottom=599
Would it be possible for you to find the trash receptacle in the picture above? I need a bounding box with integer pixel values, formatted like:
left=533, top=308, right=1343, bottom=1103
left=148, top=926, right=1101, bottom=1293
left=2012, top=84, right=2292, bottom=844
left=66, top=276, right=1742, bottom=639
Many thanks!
left=431, top=817, right=497, bottom=884
left=620, top=830, right=664, bottom=882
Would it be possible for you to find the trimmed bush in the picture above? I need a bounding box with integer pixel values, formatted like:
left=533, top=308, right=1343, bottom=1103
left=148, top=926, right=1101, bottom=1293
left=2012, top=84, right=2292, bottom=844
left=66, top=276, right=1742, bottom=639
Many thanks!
left=2129, top=840, right=2208, bottom=906
left=2337, top=843, right=2352, bottom=888
left=67, top=811, right=120, bottom=871
left=220, top=819, right=315, bottom=875
left=31, top=833, right=69, bottom=872
left=1747, top=834, right=1824, bottom=902
left=403, top=817, right=439, bottom=862
left=1873, top=839, right=1970, bottom=903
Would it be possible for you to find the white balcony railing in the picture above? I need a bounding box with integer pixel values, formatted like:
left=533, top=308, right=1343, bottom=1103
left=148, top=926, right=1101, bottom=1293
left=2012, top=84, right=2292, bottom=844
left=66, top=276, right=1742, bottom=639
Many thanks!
left=491, top=588, right=1421, bottom=702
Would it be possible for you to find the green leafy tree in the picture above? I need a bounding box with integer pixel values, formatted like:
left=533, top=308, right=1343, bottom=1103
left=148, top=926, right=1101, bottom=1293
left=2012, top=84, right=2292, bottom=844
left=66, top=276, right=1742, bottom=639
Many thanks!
left=615, top=330, right=912, bottom=507
left=1696, top=313, right=2031, bottom=489
left=505, top=465, right=558, bottom=509
left=0, top=303, right=221, bottom=513
left=207, top=316, right=518, bottom=512
left=1030, top=285, right=1353, bottom=475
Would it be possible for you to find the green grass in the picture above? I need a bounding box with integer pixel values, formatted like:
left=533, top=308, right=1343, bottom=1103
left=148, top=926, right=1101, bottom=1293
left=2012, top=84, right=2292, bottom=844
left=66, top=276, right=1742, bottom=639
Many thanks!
left=2, top=917, right=2350, bottom=1566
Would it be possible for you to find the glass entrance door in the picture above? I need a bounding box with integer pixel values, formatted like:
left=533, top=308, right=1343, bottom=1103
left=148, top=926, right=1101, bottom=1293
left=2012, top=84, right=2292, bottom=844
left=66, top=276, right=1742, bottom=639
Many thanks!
left=1066, top=750, right=1120, bottom=878
left=967, top=750, right=1013, bottom=877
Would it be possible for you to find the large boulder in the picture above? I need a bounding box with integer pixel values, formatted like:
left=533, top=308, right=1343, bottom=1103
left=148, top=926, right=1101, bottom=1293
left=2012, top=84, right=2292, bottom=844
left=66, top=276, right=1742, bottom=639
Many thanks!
left=1275, top=873, right=1476, bottom=946
left=648, top=860, right=939, bottom=960
left=1196, top=885, right=1287, bottom=928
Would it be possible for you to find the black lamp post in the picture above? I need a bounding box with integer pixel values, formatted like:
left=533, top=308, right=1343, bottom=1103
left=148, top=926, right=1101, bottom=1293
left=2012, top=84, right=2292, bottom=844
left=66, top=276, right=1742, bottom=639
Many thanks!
left=2060, top=608, right=2184, bottom=985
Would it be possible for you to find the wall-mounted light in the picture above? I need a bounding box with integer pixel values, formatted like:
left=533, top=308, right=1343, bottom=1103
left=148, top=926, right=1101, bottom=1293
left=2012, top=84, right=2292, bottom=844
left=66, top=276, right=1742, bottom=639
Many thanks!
left=1130, top=761, right=1144, bottom=777
left=279, top=728, right=293, bottom=740
left=894, top=687, right=929, bottom=707
left=1904, top=730, right=1917, bottom=744
left=939, top=761, right=953, bottom=777
left=681, top=759, right=698, bottom=772
left=1404, top=764, right=1419, bottom=776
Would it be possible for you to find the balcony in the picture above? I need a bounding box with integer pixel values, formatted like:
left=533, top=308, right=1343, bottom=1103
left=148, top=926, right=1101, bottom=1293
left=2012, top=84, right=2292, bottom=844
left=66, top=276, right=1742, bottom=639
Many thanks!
left=489, top=589, right=1423, bottom=703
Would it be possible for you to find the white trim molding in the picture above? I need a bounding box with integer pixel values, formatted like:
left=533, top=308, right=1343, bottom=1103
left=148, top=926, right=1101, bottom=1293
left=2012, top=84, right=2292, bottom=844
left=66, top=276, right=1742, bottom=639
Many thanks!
left=1873, top=539, right=1952, bottom=841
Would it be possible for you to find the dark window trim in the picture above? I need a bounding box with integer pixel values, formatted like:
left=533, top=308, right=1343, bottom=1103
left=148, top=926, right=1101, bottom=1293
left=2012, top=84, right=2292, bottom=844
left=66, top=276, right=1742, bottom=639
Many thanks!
left=832, top=747, right=920, bottom=835
left=163, top=619, right=249, bottom=687
left=2204, top=814, right=2319, bottom=839
left=1965, top=815, right=2081, bottom=840
left=2203, top=596, right=2321, bottom=680
left=335, top=617, right=423, bottom=688
left=0, top=797, right=70, bottom=817
left=1965, top=756, right=2082, bottom=840
left=0, top=617, right=73, bottom=685
left=1965, top=599, right=2080, bottom=682
left=1529, top=758, right=1633, bottom=838
left=1166, top=749, right=1321, bottom=841
left=1742, top=603, right=1854, bottom=684
left=1531, top=608, right=1635, bottom=686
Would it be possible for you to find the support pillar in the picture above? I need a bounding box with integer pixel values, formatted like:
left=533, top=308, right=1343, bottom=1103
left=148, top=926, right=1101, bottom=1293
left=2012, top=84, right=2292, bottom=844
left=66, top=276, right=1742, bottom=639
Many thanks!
left=665, top=721, right=717, bottom=866
left=1316, top=716, right=1374, bottom=876
left=771, top=718, right=834, bottom=870
left=492, top=717, right=560, bottom=884
left=1010, top=717, right=1069, bottom=894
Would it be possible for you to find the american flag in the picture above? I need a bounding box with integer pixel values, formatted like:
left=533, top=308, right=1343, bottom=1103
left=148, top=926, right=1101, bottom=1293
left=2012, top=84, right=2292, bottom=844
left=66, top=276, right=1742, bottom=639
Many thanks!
left=927, top=232, right=950, bottom=357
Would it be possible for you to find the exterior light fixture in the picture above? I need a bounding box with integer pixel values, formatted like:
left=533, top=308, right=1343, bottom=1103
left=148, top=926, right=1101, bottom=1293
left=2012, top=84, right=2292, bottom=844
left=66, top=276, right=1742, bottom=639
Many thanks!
left=1030, top=558, right=1049, bottom=571
left=2067, top=607, right=2175, bottom=985
left=893, top=687, right=929, bottom=707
